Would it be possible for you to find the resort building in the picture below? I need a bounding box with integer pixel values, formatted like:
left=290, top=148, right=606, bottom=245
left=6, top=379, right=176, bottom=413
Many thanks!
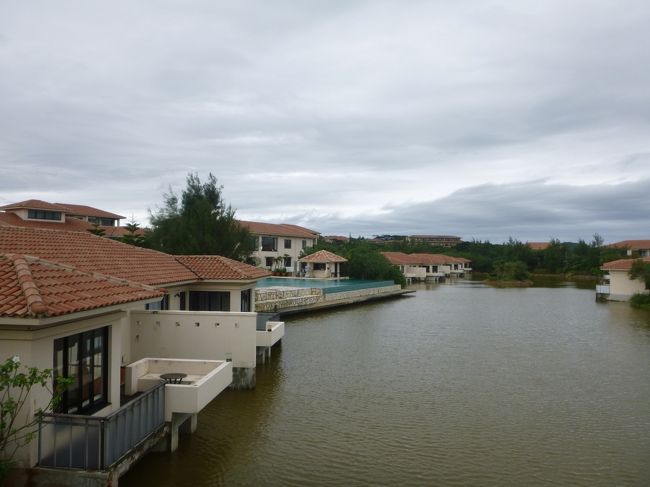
left=239, top=220, right=319, bottom=275
left=527, top=242, right=551, bottom=251
left=299, top=250, right=347, bottom=278
left=0, top=199, right=142, bottom=239
left=407, top=235, right=462, bottom=247
left=608, top=240, right=650, bottom=258
left=381, top=252, right=472, bottom=281
left=597, top=256, right=650, bottom=301
left=0, top=225, right=282, bottom=485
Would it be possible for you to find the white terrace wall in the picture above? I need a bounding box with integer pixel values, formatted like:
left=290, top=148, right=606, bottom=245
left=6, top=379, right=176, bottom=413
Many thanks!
left=130, top=310, right=257, bottom=368
left=608, top=271, right=648, bottom=301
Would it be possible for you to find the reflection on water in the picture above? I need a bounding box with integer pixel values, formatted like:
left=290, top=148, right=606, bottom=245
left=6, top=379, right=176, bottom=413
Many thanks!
left=122, top=281, right=650, bottom=486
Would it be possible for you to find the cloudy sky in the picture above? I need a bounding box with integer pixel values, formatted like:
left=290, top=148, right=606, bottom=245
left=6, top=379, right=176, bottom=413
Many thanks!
left=1, top=0, right=649, bottom=242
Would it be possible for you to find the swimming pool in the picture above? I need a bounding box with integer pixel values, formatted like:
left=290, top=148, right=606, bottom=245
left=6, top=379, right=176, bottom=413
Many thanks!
left=257, top=277, right=396, bottom=294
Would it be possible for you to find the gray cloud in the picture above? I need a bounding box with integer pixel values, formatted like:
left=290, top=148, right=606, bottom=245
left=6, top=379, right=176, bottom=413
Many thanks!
left=1, top=1, right=649, bottom=241
left=288, top=178, right=650, bottom=243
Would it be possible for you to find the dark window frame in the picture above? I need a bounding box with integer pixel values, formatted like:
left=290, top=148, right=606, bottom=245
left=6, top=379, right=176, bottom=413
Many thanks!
left=189, top=291, right=231, bottom=311
left=261, top=236, right=277, bottom=252
left=54, top=327, right=109, bottom=415
left=27, top=209, right=62, bottom=221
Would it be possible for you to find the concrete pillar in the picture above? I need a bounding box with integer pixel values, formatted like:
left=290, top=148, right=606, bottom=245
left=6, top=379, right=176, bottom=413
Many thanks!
left=180, top=413, right=198, bottom=434
left=230, top=367, right=255, bottom=389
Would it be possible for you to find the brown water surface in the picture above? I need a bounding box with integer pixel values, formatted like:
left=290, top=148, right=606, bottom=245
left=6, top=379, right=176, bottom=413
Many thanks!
left=122, top=281, right=650, bottom=486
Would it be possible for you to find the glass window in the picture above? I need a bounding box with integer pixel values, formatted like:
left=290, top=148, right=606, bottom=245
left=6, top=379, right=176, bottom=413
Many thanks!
left=189, top=291, right=231, bottom=311
left=54, top=327, right=108, bottom=414
left=284, top=256, right=292, bottom=267
left=146, top=294, right=169, bottom=310
left=241, top=289, right=251, bottom=312
left=265, top=257, right=274, bottom=267
left=261, top=236, right=277, bottom=251
left=27, top=209, right=62, bottom=221
left=284, top=239, right=291, bottom=249
left=302, top=240, right=307, bottom=249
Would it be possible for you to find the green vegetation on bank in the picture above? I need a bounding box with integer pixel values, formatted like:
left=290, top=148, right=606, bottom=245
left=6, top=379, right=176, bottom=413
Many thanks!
left=308, top=233, right=627, bottom=284
left=630, top=293, right=650, bottom=310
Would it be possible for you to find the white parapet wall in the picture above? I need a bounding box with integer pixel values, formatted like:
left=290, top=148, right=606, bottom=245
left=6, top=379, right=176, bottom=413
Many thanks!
left=130, top=311, right=257, bottom=368
left=323, top=285, right=402, bottom=302
left=255, top=288, right=323, bottom=312
left=255, top=284, right=404, bottom=313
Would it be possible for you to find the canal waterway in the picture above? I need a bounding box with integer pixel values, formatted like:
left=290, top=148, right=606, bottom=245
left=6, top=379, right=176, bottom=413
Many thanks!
left=122, top=281, right=650, bottom=486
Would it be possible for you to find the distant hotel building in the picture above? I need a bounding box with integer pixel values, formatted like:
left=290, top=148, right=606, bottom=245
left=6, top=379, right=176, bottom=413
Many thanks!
left=238, top=220, right=319, bottom=275
left=407, top=235, right=461, bottom=247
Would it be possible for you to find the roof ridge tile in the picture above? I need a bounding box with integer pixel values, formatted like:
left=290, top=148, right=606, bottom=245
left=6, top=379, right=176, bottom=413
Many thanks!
left=9, top=254, right=49, bottom=316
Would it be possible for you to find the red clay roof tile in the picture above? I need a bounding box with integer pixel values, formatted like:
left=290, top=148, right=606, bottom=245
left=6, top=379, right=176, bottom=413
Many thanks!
left=0, top=253, right=163, bottom=318
left=175, top=255, right=270, bottom=280
left=238, top=220, right=319, bottom=239
left=299, top=250, right=347, bottom=263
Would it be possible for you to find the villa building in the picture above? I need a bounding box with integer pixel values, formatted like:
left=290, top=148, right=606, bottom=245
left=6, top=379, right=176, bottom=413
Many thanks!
left=0, top=225, right=282, bottom=485
left=381, top=252, right=472, bottom=281
left=596, top=256, right=650, bottom=301
left=239, top=220, right=319, bottom=275
left=0, top=199, right=143, bottom=240
left=608, top=240, right=650, bottom=258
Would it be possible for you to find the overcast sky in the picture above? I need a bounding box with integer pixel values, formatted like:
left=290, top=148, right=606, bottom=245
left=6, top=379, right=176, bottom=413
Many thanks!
left=1, top=0, right=649, bottom=242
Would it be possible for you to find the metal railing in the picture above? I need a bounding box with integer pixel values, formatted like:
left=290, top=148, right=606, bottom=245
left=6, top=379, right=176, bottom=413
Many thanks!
left=38, top=382, right=165, bottom=470
left=596, top=284, right=610, bottom=294
left=256, top=312, right=281, bottom=330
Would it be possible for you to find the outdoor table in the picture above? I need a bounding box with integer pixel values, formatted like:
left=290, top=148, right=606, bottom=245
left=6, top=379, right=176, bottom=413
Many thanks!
left=160, top=372, right=187, bottom=384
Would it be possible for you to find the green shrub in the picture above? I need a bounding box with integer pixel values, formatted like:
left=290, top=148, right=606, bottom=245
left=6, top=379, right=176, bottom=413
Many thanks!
left=630, top=293, right=650, bottom=310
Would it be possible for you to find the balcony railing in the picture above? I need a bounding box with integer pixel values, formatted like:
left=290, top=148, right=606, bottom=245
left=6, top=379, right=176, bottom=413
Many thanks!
left=38, top=382, right=165, bottom=470
left=596, top=284, right=610, bottom=294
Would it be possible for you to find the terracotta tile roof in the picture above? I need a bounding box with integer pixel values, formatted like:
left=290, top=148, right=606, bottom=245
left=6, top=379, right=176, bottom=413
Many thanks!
left=381, top=252, right=471, bottom=266
left=527, top=242, right=551, bottom=251
left=0, top=212, right=93, bottom=231
left=0, top=226, right=197, bottom=286
left=608, top=240, right=650, bottom=250
left=239, top=220, right=319, bottom=239
left=0, top=253, right=163, bottom=318
left=55, top=203, right=125, bottom=220
left=299, top=250, right=347, bottom=263
left=601, top=256, right=650, bottom=271
left=0, top=199, right=69, bottom=212
left=175, top=255, right=271, bottom=281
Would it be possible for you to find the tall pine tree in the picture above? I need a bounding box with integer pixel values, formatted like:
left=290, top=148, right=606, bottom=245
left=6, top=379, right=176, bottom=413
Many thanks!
left=148, top=173, right=254, bottom=261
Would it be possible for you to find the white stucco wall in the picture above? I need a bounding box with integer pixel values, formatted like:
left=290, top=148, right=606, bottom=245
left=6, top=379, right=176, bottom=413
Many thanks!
left=130, top=310, right=257, bottom=368
left=0, top=312, right=125, bottom=468
left=608, top=270, right=648, bottom=300
left=252, top=235, right=317, bottom=273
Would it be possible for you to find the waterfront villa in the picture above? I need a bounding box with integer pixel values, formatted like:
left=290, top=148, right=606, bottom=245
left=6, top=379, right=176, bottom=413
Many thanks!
left=381, top=252, right=472, bottom=281
left=596, top=256, right=650, bottom=301
left=299, top=250, right=347, bottom=278
left=0, top=225, right=283, bottom=486
left=239, top=220, right=319, bottom=275
left=0, top=199, right=143, bottom=240
left=608, top=240, right=650, bottom=258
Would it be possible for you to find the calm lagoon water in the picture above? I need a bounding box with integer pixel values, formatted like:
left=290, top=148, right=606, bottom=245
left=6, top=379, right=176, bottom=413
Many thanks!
left=122, top=280, right=650, bottom=486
